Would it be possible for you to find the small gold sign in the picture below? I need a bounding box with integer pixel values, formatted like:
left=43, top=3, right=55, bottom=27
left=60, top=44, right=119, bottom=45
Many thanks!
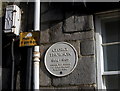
left=19, top=31, right=40, bottom=47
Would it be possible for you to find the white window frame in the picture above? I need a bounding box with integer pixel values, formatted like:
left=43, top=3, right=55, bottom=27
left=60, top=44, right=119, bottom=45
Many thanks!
left=95, top=9, right=120, bottom=89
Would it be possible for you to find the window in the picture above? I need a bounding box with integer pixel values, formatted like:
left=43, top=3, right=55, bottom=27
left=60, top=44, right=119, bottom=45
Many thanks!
left=95, top=10, right=120, bottom=90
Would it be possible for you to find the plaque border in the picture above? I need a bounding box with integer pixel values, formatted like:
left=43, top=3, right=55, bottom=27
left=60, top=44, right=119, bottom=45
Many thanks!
left=44, top=42, right=78, bottom=77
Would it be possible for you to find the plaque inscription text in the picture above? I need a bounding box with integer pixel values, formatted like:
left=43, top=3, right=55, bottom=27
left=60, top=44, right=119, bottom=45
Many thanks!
left=44, top=42, right=78, bottom=77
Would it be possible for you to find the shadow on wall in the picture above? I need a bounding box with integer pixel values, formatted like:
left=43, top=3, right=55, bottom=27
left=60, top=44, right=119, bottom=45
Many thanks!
left=41, top=2, right=120, bottom=31
left=41, top=2, right=88, bottom=31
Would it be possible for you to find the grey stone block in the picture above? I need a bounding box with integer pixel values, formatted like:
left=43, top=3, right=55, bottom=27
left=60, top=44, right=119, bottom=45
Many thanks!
left=64, top=30, right=94, bottom=41
left=40, top=66, right=51, bottom=86
left=41, top=18, right=94, bottom=43
left=49, top=25, right=94, bottom=43
left=40, top=29, right=50, bottom=43
left=40, top=44, right=51, bottom=58
left=40, top=58, right=51, bottom=86
left=40, top=44, right=53, bottom=86
left=52, top=56, right=96, bottom=86
left=49, top=22, right=64, bottom=42
left=81, top=40, right=95, bottom=56
left=67, top=41, right=81, bottom=57
left=40, top=44, right=52, bottom=86
left=40, top=86, right=81, bottom=91
left=63, top=15, right=94, bottom=32
left=63, top=16, right=77, bottom=32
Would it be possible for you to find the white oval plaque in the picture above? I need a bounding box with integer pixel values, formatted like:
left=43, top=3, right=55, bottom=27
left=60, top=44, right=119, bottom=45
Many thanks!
left=44, top=42, right=78, bottom=77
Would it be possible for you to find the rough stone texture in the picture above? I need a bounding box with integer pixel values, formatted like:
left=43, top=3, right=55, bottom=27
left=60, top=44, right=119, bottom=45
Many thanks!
left=64, top=30, right=94, bottom=41
left=40, top=29, right=50, bottom=43
left=49, top=22, right=64, bottom=42
left=81, top=40, right=95, bottom=56
left=2, top=2, right=96, bottom=89
left=39, top=86, right=95, bottom=91
left=40, top=19, right=94, bottom=44
left=40, top=44, right=51, bottom=59
left=63, top=16, right=76, bottom=32
left=67, top=41, right=81, bottom=57
left=52, top=56, right=96, bottom=86
left=39, top=44, right=52, bottom=86
left=39, top=65, right=51, bottom=86
left=47, top=21, right=94, bottom=43
left=40, top=44, right=52, bottom=86
left=63, top=15, right=94, bottom=32
left=40, top=86, right=81, bottom=91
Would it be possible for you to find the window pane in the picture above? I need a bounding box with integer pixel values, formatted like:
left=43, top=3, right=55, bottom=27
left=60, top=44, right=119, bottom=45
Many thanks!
left=103, top=44, right=120, bottom=71
left=101, top=18, right=120, bottom=43
left=103, top=75, right=120, bottom=90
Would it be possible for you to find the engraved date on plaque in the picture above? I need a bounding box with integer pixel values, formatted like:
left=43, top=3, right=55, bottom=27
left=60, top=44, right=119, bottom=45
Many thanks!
left=44, top=42, right=78, bottom=77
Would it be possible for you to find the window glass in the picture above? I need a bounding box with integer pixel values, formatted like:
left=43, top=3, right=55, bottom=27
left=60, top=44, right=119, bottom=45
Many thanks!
left=101, top=18, right=120, bottom=71
left=96, top=11, right=120, bottom=90
left=103, top=75, right=120, bottom=90
left=103, top=45, right=120, bottom=71
left=101, top=19, right=120, bottom=43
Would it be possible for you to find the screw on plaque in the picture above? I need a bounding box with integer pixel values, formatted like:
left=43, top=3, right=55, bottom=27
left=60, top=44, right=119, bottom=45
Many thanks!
left=60, top=71, right=62, bottom=74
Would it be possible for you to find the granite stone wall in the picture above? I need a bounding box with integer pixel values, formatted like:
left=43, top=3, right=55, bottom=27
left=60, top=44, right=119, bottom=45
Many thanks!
left=1, top=2, right=96, bottom=90
left=39, top=3, right=96, bottom=90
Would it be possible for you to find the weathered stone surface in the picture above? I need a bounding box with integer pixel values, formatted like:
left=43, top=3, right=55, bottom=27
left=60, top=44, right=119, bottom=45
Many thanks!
left=40, top=44, right=52, bottom=86
left=49, top=22, right=94, bottom=43
left=40, top=44, right=51, bottom=58
left=67, top=41, right=81, bottom=57
left=40, top=86, right=81, bottom=91
left=63, top=15, right=94, bottom=32
left=81, top=40, right=95, bottom=56
left=52, top=56, right=96, bottom=86
left=2, top=3, right=96, bottom=89
left=63, top=16, right=76, bottom=32
left=64, top=30, right=94, bottom=41
left=40, top=66, right=51, bottom=86
left=41, top=19, right=94, bottom=43
left=49, top=22, right=64, bottom=42
left=40, top=29, right=50, bottom=43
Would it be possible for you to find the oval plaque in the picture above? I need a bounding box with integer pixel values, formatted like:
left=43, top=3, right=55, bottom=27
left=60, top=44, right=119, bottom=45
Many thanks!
left=44, top=42, right=78, bottom=77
